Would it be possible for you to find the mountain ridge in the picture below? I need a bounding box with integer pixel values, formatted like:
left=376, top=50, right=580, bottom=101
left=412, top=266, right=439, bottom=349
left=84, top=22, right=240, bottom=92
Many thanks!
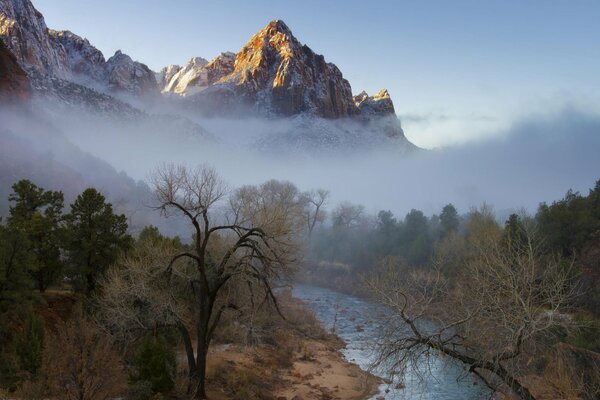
left=0, top=0, right=416, bottom=150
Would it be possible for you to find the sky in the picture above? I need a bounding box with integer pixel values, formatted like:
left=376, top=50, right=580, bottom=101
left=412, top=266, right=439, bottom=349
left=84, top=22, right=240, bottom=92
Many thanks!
left=34, top=0, right=600, bottom=149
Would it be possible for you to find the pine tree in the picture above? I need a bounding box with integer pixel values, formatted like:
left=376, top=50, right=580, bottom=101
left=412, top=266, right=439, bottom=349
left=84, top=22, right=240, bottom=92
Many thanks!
left=64, top=188, right=131, bottom=294
left=6, top=180, right=64, bottom=293
left=439, top=203, right=459, bottom=238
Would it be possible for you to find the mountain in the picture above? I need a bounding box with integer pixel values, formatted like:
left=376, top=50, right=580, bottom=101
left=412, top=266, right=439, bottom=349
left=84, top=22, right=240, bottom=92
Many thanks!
left=173, top=20, right=391, bottom=121
left=0, top=0, right=157, bottom=97
left=1, top=0, right=416, bottom=152
left=161, top=20, right=410, bottom=144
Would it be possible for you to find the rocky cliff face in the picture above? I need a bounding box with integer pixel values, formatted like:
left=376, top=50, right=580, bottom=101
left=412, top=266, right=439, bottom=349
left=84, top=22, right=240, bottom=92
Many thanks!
left=0, top=0, right=68, bottom=77
left=354, top=89, right=395, bottom=117
left=105, top=50, right=157, bottom=96
left=157, top=64, right=181, bottom=89
left=49, top=29, right=105, bottom=83
left=0, top=37, right=31, bottom=102
left=185, top=20, right=358, bottom=118
left=0, top=0, right=157, bottom=96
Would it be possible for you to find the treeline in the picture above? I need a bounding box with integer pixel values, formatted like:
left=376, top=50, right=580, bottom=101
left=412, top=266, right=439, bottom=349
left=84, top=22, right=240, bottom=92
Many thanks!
left=309, top=180, right=600, bottom=318
left=301, top=180, right=600, bottom=399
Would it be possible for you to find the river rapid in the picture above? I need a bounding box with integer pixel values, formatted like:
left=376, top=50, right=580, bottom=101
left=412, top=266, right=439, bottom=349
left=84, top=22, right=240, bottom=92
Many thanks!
left=292, top=284, right=492, bottom=400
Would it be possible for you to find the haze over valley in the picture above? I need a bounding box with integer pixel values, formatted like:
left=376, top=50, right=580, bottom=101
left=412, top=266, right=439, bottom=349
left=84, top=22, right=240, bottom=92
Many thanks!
left=1, top=1, right=599, bottom=399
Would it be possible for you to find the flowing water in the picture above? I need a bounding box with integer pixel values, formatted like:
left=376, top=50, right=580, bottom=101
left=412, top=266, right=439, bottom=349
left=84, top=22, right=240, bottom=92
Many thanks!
left=292, top=284, right=492, bottom=400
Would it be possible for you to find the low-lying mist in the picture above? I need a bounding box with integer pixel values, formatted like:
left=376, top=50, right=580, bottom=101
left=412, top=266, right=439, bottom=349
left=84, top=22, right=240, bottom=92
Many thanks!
left=2, top=102, right=599, bottom=228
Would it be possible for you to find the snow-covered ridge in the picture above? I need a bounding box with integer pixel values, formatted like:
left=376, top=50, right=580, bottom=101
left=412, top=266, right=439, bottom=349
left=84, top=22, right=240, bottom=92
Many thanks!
left=160, top=52, right=235, bottom=96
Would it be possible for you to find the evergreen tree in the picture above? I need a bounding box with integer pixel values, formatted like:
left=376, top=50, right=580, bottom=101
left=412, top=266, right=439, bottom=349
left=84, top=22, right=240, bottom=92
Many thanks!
left=402, top=209, right=432, bottom=265
left=131, top=335, right=176, bottom=394
left=439, top=203, right=459, bottom=238
left=15, top=313, right=44, bottom=377
left=64, top=188, right=132, bottom=294
left=503, top=213, right=528, bottom=251
left=537, top=188, right=596, bottom=257
left=0, top=223, right=35, bottom=311
left=6, top=180, right=64, bottom=292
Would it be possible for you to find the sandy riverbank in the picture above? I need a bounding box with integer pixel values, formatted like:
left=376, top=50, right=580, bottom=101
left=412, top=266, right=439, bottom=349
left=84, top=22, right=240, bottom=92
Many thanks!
left=201, top=295, right=381, bottom=400
left=205, top=336, right=380, bottom=400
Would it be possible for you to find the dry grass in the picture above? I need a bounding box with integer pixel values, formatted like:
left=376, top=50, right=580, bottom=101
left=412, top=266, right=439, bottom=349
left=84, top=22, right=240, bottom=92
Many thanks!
left=207, top=363, right=275, bottom=400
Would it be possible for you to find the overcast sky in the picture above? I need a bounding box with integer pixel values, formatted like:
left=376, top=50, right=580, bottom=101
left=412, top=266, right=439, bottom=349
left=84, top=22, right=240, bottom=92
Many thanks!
left=35, top=0, right=600, bottom=149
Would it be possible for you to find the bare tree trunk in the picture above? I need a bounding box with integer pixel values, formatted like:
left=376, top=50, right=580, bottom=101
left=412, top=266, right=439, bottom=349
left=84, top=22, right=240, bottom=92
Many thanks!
left=194, top=345, right=208, bottom=399
left=432, top=340, right=536, bottom=400
left=178, top=324, right=198, bottom=395
left=192, top=295, right=214, bottom=399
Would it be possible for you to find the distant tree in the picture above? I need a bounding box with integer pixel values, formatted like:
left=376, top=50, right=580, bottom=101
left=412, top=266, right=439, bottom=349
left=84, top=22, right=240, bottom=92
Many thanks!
left=138, top=225, right=182, bottom=248
left=64, top=188, right=131, bottom=294
left=375, top=210, right=399, bottom=256
left=332, top=202, right=365, bottom=229
left=503, top=213, right=528, bottom=251
left=377, top=210, right=397, bottom=234
left=7, top=180, right=64, bottom=292
left=402, top=209, right=432, bottom=265
left=466, top=203, right=502, bottom=248
left=537, top=184, right=599, bottom=257
left=301, top=189, right=329, bottom=237
left=439, top=203, right=459, bottom=238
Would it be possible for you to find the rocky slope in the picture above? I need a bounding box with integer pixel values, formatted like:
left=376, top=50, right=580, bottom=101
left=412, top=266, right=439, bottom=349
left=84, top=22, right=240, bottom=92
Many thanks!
left=104, top=50, right=157, bottom=96
left=48, top=29, right=106, bottom=83
left=182, top=20, right=359, bottom=119
left=0, top=37, right=31, bottom=102
left=0, top=0, right=68, bottom=77
left=0, top=0, right=157, bottom=96
left=353, top=89, right=395, bottom=117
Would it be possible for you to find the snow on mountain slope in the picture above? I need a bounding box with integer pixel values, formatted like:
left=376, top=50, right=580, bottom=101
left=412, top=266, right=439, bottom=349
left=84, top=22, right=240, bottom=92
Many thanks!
left=0, top=0, right=158, bottom=97
left=1, top=0, right=418, bottom=154
left=161, top=52, right=235, bottom=96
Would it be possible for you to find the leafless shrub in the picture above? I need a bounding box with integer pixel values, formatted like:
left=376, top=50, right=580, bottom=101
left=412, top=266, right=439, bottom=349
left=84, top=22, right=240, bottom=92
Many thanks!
left=43, top=311, right=125, bottom=400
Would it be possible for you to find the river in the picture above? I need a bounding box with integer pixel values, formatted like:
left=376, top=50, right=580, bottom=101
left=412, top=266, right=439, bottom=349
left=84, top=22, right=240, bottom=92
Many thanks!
left=292, top=284, right=492, bottom=400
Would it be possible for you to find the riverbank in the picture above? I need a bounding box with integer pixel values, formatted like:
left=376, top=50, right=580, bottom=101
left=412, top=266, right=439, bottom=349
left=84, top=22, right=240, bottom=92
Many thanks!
left=203, top=291, right=381, bottom=400
left=205, top=335, right=380, bottom=399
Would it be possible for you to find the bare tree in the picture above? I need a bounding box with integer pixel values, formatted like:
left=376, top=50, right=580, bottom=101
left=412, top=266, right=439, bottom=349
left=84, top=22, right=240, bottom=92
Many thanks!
left=365, top=224, right=577, bottom=400
left=301, top=189, right=329, bottom=237
left=331, top=201, right=365, bottom=229
left=98, top=165, right=304, bottom=399
left=44, top=311, right=125, bottom=400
